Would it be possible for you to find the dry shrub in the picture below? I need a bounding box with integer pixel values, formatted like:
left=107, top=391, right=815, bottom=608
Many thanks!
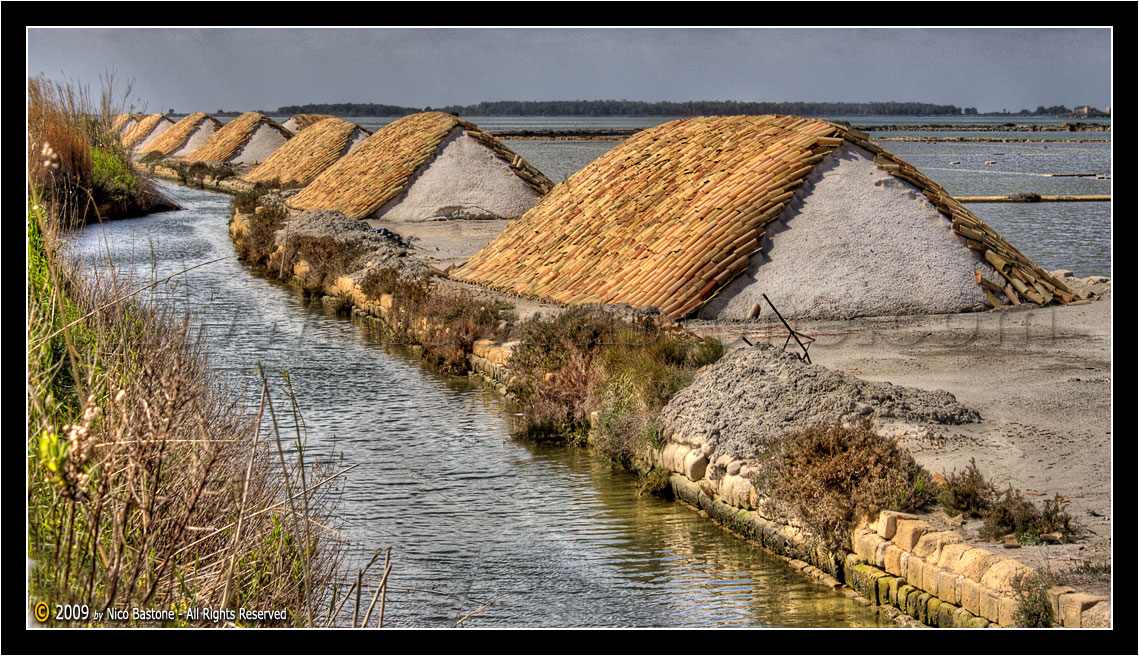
left=234, top=203, right=289, bottom=266
left=761, top=421, right=935, bottom=551
left=269, top=234, right=364, bottom=293
left=938, top=457, right=996, bottom=518
left=979, top=488, right=1079, bottom=543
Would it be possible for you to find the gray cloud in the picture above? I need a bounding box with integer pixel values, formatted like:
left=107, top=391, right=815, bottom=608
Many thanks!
left=27, top=27, right=1112, bottom=113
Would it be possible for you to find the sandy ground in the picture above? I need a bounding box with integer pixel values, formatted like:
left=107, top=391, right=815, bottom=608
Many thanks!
left=366, top=217, right=513, bottom=269
left=689, top=294, right=1113, bottom=588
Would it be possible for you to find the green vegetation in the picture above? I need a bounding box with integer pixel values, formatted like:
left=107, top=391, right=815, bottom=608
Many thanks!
left=937, top=457, right=996, bottom=518
left=26, top=75, right=354, bottom=627
left=979, top=488, right=1079, bottom=544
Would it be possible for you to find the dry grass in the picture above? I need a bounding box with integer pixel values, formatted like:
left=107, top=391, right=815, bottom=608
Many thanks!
left=27, top=196, right=349, bottom=625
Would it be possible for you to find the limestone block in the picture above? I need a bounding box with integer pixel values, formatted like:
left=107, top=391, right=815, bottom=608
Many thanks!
left=937, top=601, right=959, bottom=628
left=883, top=545, right=904, bottom=576
left=683, top=449, right=709, bottom=481
left=854, top=528, right=885, bottom=564
left=966, top=615, right=991, bottom=628
left=980, top=559, right=1034, bottom=595
left=997, top=595, right=1019, bottom=627
left=726, top=459, right=743, bottom=476
left=979, top=590, right=1002, bottom=623
left=876, top=510, right=922, bottom=540
left=874, top=540, right=890, bottom=569
left=951, top=606, right=974, bottom=628
left=719, top=473, right=754, bottom=509
left=916, top=593, right=933, bottom=624
left=912, top=530, right=963, bottom=562
left=893, top=518, right=930, bottom=551
left=877, top=576, right=894, bottom=608
left=921, top=560, right=940, bottom=595
left=1046, top=585, right=1076, bottom=620
left=897, top=584, right=916, bottom=613
left=906, top=554, right=925, bottom=591
left=1059, top=592, right=1103, bottom=628
left=1081, top=601, right=1111, bottom=628
left=960, top=577, right=982, bottom=616
left=937, top=570, right=961, bottom=605
left=936, top=542, right=972, bottom=571
left=956, top=547, right=1001, bottom=582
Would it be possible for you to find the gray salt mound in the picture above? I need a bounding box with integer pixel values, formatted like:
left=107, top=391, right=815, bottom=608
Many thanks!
left=700, top=143, right=1001, bottom=321
left=661, top=344, right=979, bottom=461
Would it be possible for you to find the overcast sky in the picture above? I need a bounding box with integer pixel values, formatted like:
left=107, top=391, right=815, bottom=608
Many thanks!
left=26, top=27, right=1112, bottom=114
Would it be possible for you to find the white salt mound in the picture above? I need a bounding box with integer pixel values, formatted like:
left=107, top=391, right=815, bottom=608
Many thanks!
left=371, top=129, right=541, bottom=221
left=700, top=143, right=1000, bottom=321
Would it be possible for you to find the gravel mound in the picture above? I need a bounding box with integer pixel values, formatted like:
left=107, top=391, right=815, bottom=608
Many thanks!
left=661, top=344, right=980, bottom=460
left=275, top=210, right=425, bottom=278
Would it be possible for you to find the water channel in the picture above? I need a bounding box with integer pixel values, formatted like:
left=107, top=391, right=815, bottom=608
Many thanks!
left=69, top=181, right=889, bottom=628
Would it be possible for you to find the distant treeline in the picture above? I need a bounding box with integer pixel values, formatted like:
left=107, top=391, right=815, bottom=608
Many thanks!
left=275, top=103, right=421, bottom=117
left=274, top=100, right=973, bottom=117
left=269, top=100, right=1106, bottom=118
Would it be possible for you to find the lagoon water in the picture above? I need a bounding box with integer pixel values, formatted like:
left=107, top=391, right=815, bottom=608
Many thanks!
left=69, top=115, right=1109, bottom=626
left=71, top=182, right=889, bottom=628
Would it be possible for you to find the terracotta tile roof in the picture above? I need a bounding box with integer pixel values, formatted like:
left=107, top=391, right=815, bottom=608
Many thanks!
left=121, top=114, right=173, bottom=148
left=450, top=115, right=1073, bottom=319
left=186, top=112, right=293, bottom=162
left=286, top=112, right=553, bottom=219
left=244, top=118, right=371, bottom=187
left=142, top=112, right=223, bottom=156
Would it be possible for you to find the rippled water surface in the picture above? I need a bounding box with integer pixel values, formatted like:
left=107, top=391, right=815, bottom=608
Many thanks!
left=69, top=182, right=889, bottom=628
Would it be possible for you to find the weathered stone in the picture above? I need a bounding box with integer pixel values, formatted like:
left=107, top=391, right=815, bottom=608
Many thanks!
left=937, top=600, right=959, bottom=628
left=883, top=545, right=905, bottom=576
left=936, top=542, right=972, bottom=570
left=1059, top=592, right=1103, bottom=628
left=997, top=595, right=1019, bottom=627
left=897, top=584, right=915, bottom=612
left=956, top=547, right=1001, bottom=582
left=951, top=606, right=974, bottom=628
left=916, top=593, right=933, bottom=624
left=912, top=530, right=963, bottom=562
left=843, top=553, right=886, bottom=605
left=873, top=540, right=890, bottom=569
left=937, top=570, right=961, bottom=605
left=980, top=559, right=1034, bottom=595
left=1081, top=601, right=1111, bottom=628
left=726, top=459, right=743, bottom=476
left=906, top=587, right=924, bottom=619
left=893, top=518, right=930, bottom=551
left=906, top=554, right=925, bottom=591
left=922, top=560, right=941, bottom=595
left=1046, top=585, right=1076, bottom=620
left=877, top=576, right=895, bottom=608
left=979, top=590, right=1002, bottom=623
left=683, top=449, right=709, bottom=481
left=966, top=616, right=991, bottom=628
left=718, top=473, right=753, bottom=509
left=876, top=510, right=921, bottom=540
left=697, top=478, right=716, bottom=497
left=959, top=577, right=982, bottom=615
left=854, top=528, right=885, bottom=564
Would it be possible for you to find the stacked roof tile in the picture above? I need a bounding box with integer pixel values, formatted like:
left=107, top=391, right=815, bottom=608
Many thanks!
left=450, top=115, right=1074, bottom=319
left=143, top=112, right=224, bottom=156
left=244, top=118, right=371, bottom=187
left=187, top=112, right=293, bottom=162
left=286, top=112, right=553, bottom=219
